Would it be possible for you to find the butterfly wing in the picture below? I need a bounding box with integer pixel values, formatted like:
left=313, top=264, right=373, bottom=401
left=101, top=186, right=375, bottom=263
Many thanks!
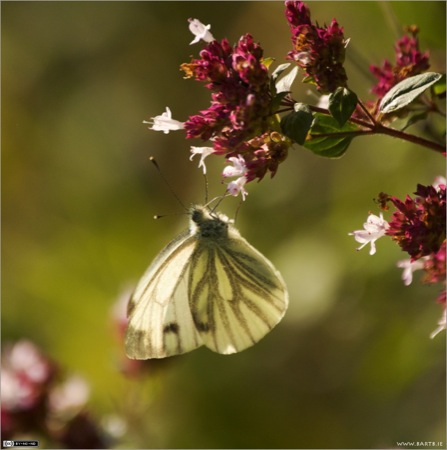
left=125, top=230, right=203, bottom=359
left=188, top=226, right=289, bottom=354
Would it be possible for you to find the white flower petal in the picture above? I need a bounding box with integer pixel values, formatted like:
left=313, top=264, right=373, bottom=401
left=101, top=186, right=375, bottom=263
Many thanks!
left=349, top=213, right=389, bottom=255
left=188, top=18, right=214, bottom=45
left=143, top=107, right=184, bottom=134
left=396, top=258, right=426, bottom=286
left=227, top=177, right=248, bottom=201
left=433, top=176, right=446, bottom=191
left=190, top=146, right=214, bottom=174
left=222, top=165, right=240, bottom=178
left=430, top=307, right=446, bottom=339
left=294, top=51, right=312, bottom=65
left=222, top=155, right=246, bottom=178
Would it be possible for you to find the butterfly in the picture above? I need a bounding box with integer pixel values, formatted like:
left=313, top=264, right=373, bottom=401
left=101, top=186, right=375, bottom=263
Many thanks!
left=125, top=204, right=289, bottom=359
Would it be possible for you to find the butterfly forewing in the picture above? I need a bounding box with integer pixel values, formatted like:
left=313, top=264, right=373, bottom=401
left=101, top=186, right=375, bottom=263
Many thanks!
left=126, top=232, right=202, bottom=359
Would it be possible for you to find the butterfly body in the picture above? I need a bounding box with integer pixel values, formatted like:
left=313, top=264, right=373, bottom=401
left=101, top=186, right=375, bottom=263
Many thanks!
left=126, top=205, right=288, bottom=359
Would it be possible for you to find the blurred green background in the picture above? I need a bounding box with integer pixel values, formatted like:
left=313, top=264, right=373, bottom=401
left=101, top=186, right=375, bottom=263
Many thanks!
left=2, top=2, right=445, bottom=448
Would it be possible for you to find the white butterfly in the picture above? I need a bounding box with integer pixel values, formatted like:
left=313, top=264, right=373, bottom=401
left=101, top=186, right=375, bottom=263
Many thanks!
left=125, top=205, right=289, bottom=359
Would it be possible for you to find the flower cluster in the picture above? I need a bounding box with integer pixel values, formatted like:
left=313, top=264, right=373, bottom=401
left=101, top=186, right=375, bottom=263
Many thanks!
left=1, top=340, right=107, bottom=448
left=285, top=0, right=349, bottom=94
left=370, top=26, right=430, bottom=100
left=146, top=22, right=297, bottom=198
left=383, top=182, right=446, bottom=260
left=350, top=178, right=446, bottom=337
left=181, top=34, right=271, bottom=148
left=143, top=3, right=443, bottom=205
left=181, top=33, right=292, bottom=189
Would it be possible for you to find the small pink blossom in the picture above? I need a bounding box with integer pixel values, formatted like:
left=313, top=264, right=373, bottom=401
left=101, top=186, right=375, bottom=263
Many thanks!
left=143, top=107, right=184, bottom=134
left=188, top=18, right=215, bottom=45
left=396, top=257, right=426, bottom=286
left=222, top=155, right=246, bottom=178
left=349, top=213, right=389, bottom=255
left=223, top=155, right=249, bottom=200
left=227, top=177, right=248, bottom=201
left=49, top=375, right=90, bottom=415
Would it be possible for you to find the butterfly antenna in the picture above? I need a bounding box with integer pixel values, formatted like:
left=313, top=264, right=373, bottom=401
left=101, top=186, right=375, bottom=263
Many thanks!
left=207, top=187, right=230, bottom=213
left=149, top=156, right=187, bottom=211
left=153, top=212, right=185, bottom=220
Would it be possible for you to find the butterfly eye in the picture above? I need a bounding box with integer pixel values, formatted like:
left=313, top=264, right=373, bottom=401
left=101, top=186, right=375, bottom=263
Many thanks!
left=191, top=209, right=203, bottom=224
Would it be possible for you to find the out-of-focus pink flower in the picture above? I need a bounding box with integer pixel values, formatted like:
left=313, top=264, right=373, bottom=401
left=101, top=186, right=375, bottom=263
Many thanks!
left=285, top=1, right=349, bottom=94
left=1, top=340, right=55, bottom=412
left=370, top=26, right=430, bottom=100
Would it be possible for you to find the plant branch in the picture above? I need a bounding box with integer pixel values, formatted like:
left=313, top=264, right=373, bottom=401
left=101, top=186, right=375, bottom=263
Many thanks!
left=308, top=105, right=445, bottom=154
left=372, top=123, right=445, bottom=153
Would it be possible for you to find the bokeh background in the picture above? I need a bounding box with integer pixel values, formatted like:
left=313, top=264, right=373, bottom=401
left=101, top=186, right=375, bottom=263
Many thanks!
left=2, top=2, right=445, bottom=448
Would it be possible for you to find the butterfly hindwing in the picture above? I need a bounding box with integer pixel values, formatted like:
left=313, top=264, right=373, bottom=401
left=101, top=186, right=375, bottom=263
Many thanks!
left=188, top=225, right=288, bottom=354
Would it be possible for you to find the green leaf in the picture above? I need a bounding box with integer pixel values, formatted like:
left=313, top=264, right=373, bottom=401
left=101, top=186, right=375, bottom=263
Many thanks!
left=262, top=57, right=275, bottom=70
left=386, top=110, right=430, bottom=132
left=399, top=110, right=429, bottom=131
left=271, top=63, right=291, bottom=82
left=432, top=74, right=446, bottom=97
left=271, top=91, right=289, bottom=111
left=328, top=87, right=358, bottom=126
left=304, top=113, right=359, bottom=158
left=280, top=103, right=313, bottom=145
left=275, top=66, right=299, bottom=94
left=379, top=72, right=443, bottom=114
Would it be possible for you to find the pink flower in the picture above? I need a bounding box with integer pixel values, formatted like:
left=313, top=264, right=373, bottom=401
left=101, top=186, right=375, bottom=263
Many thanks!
left=384, top=183, right=446, bottom=260
left=1, top=340, right=55, bottom=411
left=370, top=26, right=430, bottom=100
left=180, top=33, right=292, bottom=183
left=285, top=1, right=349, bottom=93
